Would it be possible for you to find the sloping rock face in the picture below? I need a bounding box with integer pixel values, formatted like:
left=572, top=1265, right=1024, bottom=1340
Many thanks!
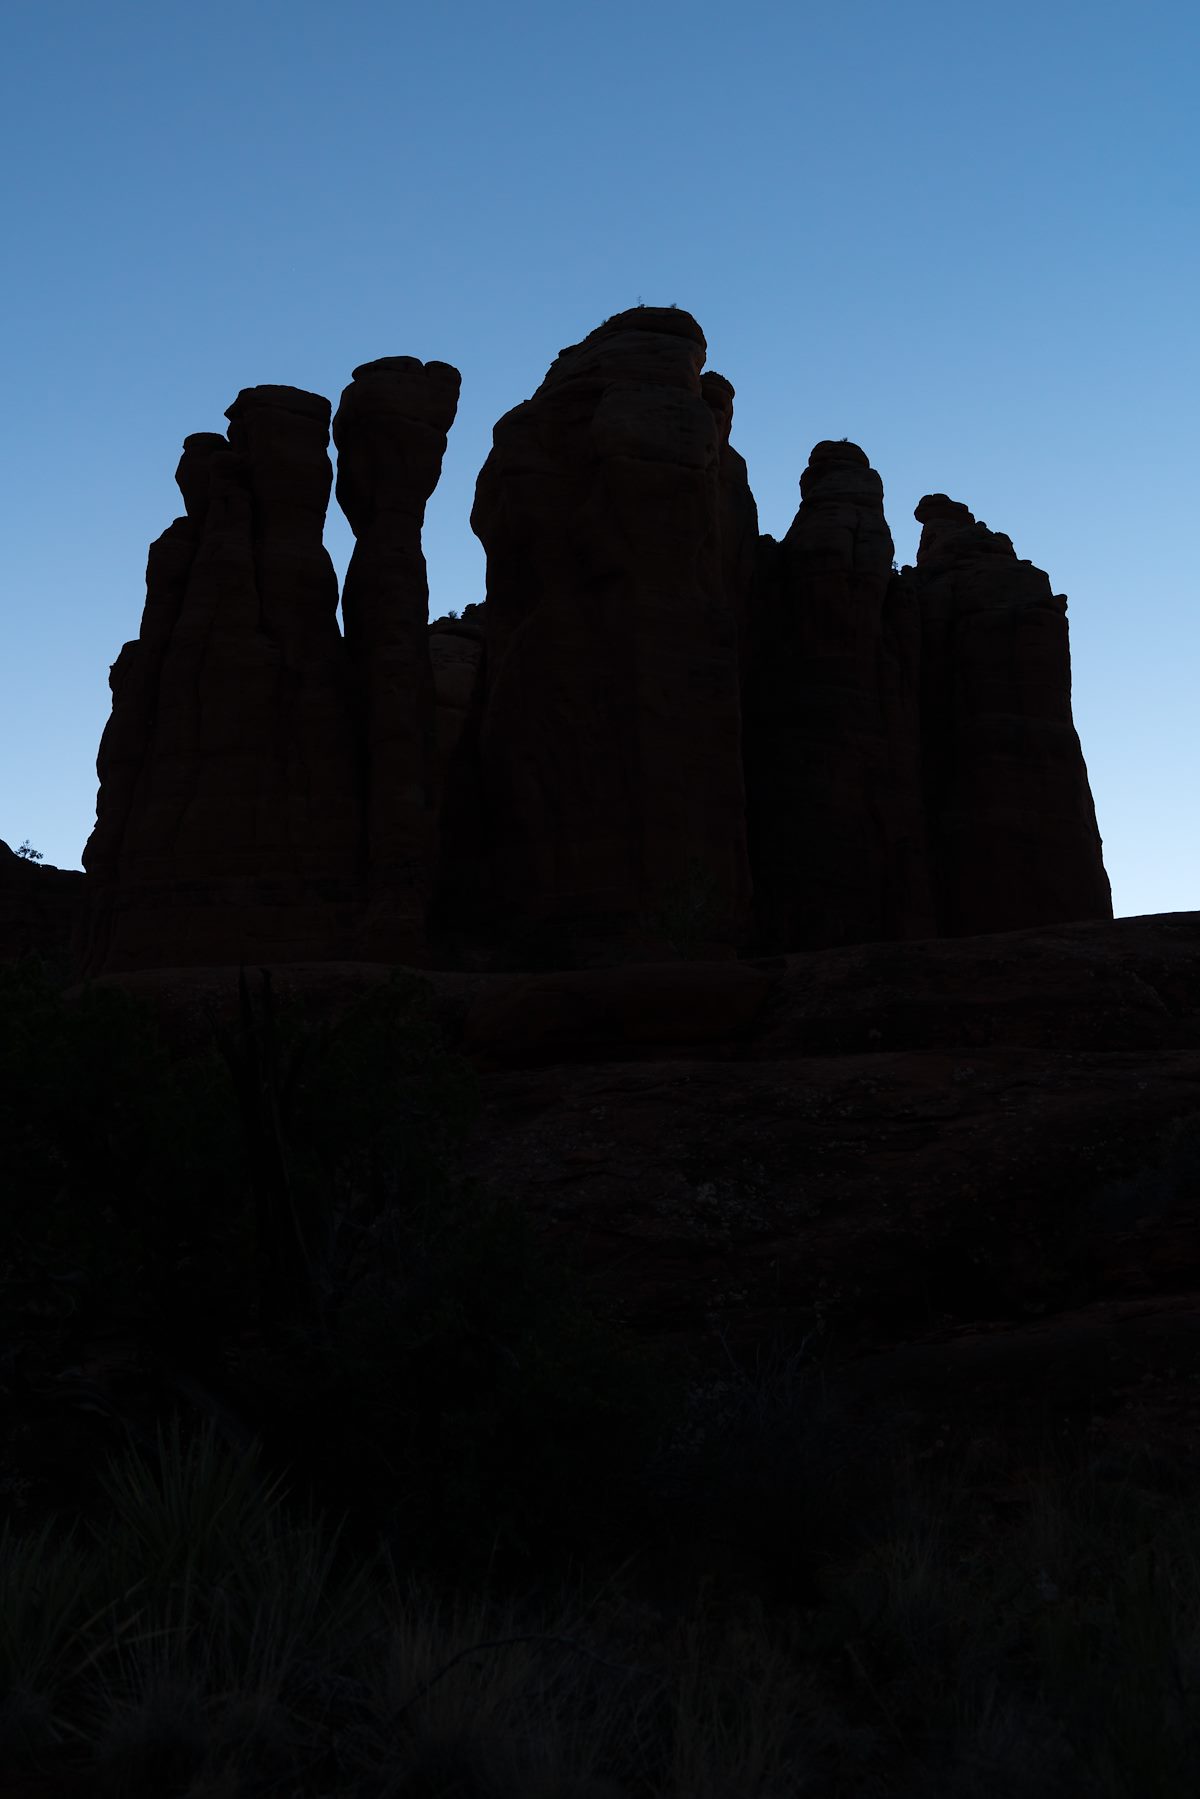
left=453, top=910, right=1200, bottom=1468
left=0, top=841, right=84, bottom=963
left=445, top=911, right=1200, bottom=1467
left=437, top=307, right=752, bottom=969
left=905, top=494, right=1113, bottom=935
left=459, top=939, right=1198, bottom=1340
left=743, top=442, right=934, bottom=955
left=80, top=369, right=460, bottom=975
left=333, top=357, right=461, bottom=962
left=82, top=911, right=1200, bottom=1471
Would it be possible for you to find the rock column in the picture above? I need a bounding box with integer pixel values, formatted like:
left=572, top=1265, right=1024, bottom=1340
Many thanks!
left=905, top=494, right=1112, bottom=934
left=742, top=441, right=934, bottom=953
left=80, top=388, right=362, bottom=972
left=332, top=356, right=461, bottom=962
left=459, top=307, right=751, bottom=966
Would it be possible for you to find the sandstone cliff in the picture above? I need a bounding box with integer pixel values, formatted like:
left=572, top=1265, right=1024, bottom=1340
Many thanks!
left=743, top=441, right=934, bottom=956
left=434, top=307, right=752, bottom=971
left=79, top=366, right=461, bottom=975
left=0, top=840, right=83, bottom=963
left=79, top=390, right=361, bottom=973
left=332, top=356, right=461, bottom=961
left=902, top=493, right=1112, bottom=935
left=71, top=308, right=1111, bottom=979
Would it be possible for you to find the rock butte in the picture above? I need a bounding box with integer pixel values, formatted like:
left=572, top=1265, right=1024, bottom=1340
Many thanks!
left=12, top=316, right=1200, bottom=1490
left=33, top=304, right=1114, bottom=975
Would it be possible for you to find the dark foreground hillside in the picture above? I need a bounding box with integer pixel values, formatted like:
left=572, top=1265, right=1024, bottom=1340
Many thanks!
left=3, top=909, right=1200, bottom=1795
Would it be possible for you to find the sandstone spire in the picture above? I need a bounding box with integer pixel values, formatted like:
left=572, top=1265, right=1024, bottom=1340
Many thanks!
left=80, top=388, right=362, bottom=972
left=333, top=355, right=461, bottom=962
left=742, top=440, right=934, bottom=953
left=442, top=306, right=752, bottom=967
left=74, top=318, right=1114, bottom=981
left=903, top=494, right=1113, bottom=934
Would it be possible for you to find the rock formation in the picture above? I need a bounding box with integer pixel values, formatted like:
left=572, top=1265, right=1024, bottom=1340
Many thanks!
left=742, top=441, right=935, bottom=955
left=79, top=369, right=461, bottom=975
left=332, top=356, right=461, bottom=960
left=71, top=307, right=1112, bottom=980
left=701, top=371, right=760, bottom=670
left=79, top=388, right=362, bottom=973
left=0, top=840, right=84, bottom=964
left=903, top=493, right=1112, bottom=935
left=427, top=608, right=485, bottom=812
left=70, top=909, right=1200, bottom=1496
left=433, top=306, right=752, bottom=970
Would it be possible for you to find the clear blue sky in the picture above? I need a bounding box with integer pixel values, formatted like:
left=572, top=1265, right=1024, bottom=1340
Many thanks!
left=2, top=0, right=1195, bottom=920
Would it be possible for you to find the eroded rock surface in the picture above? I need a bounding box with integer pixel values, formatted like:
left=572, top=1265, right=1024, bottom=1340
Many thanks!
left=743, top=442, right=934, bottom=954
left=81, top=910, right=1200, bottom=1467
left=80, top=367, right=461, bottom=975
left=905, top=494, right=1113, bottom=935
left=74, top=309, right=1113, bottom=982
left=427, top=610, right=485, bottom=815
left=439, top=307, right=752, bottom=968
left=444, top=909, right=1200, bottom=1460
left=333, top=357, right=461, bottom=961
left=80, top=388, right=362, bottom=973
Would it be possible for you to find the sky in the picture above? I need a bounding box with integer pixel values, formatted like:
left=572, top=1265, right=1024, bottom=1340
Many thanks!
left=1, top=0, right=1195, bottom=920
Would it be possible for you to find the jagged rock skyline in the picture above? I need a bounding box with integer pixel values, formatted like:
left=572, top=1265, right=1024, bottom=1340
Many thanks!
left=71, top=304, right=1111, bottom=978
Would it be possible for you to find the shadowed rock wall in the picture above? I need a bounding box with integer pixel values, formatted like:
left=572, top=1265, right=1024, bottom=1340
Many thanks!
left=427, top=610, right=485, bottom=813
left=902, top=493, right=1112, bottom=935
left=80, top=388, right=361, bottom=973
left=333, top=356, right=461, bottom=961
left=79, top=369, right=460, bottom=975
left=0, top=841, right=84, bottom=963
left=743, top=441, right=935, bottom=955
left=434, top=307, right=752, bottom=968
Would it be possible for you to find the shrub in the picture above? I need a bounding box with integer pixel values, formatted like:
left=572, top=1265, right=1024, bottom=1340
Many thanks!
left=240, top=1165, right=688, bottom=1592
left=1, top=958, right=690, bottom=1602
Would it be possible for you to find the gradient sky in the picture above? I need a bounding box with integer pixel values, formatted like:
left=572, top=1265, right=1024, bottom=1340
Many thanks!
left=2, top=0, right=1195, bottom=920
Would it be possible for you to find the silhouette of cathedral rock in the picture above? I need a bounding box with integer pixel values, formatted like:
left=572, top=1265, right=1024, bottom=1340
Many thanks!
left=75, top=307, right=1111, bottom=976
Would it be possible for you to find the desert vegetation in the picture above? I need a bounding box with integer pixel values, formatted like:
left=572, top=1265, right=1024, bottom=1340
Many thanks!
left=3, top=954, right=1200, bottom=1797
